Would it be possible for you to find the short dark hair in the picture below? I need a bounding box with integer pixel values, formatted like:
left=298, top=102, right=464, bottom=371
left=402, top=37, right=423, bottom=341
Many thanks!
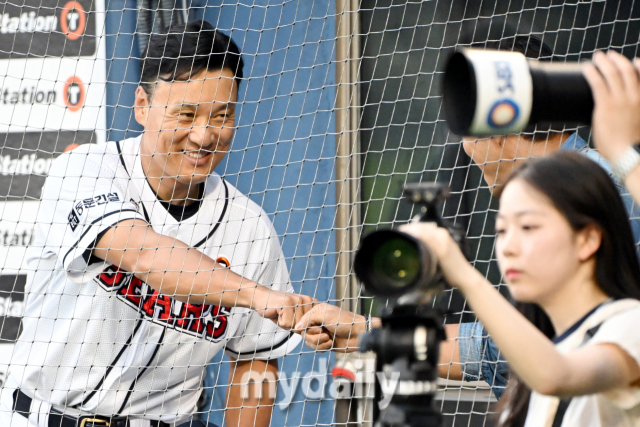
left=474, top=34, right=553, bottom=61
left=140, top=20, right=244, bottom=96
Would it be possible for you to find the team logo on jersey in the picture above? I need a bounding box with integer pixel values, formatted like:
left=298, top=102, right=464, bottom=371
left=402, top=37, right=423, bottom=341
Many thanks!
left=64, top=143, right=80, bottom=153
left=68, top=209, right=80, bottom=231
left=60, top=1, right=87, bottom=41
left=216, top=256, right=230, bottom=268
left=63, top=76, right=85, bottom=112
left=96, top=265, right=231, bottom=341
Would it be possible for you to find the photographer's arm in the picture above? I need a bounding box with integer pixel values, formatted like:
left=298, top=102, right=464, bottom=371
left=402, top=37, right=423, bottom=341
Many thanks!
left=94, top=219, right=314, bottom=328
left=584, top=50, right=640, bottom=204
left=401, top=223, right=640, bottom=397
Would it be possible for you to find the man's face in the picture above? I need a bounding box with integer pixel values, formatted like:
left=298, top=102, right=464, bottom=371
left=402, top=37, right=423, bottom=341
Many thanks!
left=135, top=68, right=237, bottom=185
left=462, top=134, right=536, bottom=190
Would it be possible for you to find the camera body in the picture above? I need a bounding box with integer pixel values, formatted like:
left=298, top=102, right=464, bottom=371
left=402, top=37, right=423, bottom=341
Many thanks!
left=354, top=182, right=466, bottom=301
left=354, top=183, right=466, bottom=427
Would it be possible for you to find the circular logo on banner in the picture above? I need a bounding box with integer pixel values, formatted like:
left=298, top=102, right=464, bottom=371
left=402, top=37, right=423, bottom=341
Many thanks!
left=63, top=76, right=85, bottom=112
left=487, top=99, right=519, bottom=128
left=60, top=1, right=87, bottom=41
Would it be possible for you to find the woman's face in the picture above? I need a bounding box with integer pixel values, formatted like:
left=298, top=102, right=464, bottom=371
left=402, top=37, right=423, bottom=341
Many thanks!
left=495, top=179, right=586, bottom=305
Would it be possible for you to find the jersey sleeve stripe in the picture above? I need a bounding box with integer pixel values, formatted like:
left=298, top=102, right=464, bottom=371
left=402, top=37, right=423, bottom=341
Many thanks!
left=61, top=208, right=145, bottom=268
left=81, top=223, right=117, bottom=265
left=193, top=179, right=229, bottom=248
left=224, top=331, right=294, bottom=358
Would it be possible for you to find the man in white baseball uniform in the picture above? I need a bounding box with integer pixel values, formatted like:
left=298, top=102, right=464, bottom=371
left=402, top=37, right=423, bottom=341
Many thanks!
left=0, top=20, right=313, bottom=427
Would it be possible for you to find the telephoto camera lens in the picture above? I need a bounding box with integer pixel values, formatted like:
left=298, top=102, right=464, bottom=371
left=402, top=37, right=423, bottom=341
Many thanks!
left=441, top=48, right=593, bottom=136
left=353, top=229, right=438, bottom=297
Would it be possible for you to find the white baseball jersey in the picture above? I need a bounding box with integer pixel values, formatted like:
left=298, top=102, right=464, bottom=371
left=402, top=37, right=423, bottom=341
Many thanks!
left=2, top=135, right=300, bottom=424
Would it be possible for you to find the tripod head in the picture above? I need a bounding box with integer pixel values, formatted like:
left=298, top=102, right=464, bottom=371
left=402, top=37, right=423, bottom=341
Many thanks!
left=360, top=304, right=446, bottom=427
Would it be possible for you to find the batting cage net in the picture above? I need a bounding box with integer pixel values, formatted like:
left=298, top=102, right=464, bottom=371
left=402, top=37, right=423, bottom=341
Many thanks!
left=0, top=1, right=639, bottom=427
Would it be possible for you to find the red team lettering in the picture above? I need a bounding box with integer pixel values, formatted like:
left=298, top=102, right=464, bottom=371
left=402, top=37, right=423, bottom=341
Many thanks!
left=118, top=275, right=143, bottom=305
left=97, top=265, right=230, bottom=340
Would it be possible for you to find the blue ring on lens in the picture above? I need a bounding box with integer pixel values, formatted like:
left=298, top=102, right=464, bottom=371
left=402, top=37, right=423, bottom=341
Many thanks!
left=487, top=99, right=519, bottom=128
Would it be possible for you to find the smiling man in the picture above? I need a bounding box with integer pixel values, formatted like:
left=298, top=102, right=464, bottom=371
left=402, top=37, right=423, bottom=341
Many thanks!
left=0, top=21, right=313, bottom=427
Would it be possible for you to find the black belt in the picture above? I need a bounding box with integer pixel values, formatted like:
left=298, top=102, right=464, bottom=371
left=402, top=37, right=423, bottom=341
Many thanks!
left=13, top=389, right=170, bottom=427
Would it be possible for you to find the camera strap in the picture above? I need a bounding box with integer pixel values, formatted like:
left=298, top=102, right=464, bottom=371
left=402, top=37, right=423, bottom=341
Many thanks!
left=550, top=322, right=605, bottom=427
left=551, top=398, right=572, bottom=427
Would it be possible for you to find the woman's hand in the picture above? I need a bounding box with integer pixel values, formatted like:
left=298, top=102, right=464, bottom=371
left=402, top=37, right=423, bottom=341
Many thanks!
left=583, top=50, right=640, bottom=163
left=399, top=222, right=475, bottom=289
left=294, top=303, right=368, bottom=352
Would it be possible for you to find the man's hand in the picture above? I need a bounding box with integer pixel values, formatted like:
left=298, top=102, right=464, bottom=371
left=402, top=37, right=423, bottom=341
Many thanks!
left=294, top=303, right=370, bottom=352
left=583, top=50, right=640, bottom=162
left=251, top=287, right=316, bottom=331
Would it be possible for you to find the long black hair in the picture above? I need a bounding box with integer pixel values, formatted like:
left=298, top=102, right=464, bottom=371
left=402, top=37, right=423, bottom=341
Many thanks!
left=496, top=151, right=640, bottom=427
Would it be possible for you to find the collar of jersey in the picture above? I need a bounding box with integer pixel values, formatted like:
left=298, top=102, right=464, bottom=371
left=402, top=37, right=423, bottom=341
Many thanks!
left=121, top=135, right=225, bottom=226
left=552, top=299, right=613, bottom=344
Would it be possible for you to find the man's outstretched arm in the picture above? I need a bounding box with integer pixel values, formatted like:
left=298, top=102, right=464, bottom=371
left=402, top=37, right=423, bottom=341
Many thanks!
left=93, top=219, right=314, bottom=329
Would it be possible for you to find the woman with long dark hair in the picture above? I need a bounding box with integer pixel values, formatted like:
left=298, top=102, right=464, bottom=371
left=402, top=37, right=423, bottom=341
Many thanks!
left=402, top=150, right=640, bottom=426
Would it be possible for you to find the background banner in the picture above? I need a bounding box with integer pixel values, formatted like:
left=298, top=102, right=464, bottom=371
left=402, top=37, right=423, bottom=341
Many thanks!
left=0, top=0, right=105, bottom=388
